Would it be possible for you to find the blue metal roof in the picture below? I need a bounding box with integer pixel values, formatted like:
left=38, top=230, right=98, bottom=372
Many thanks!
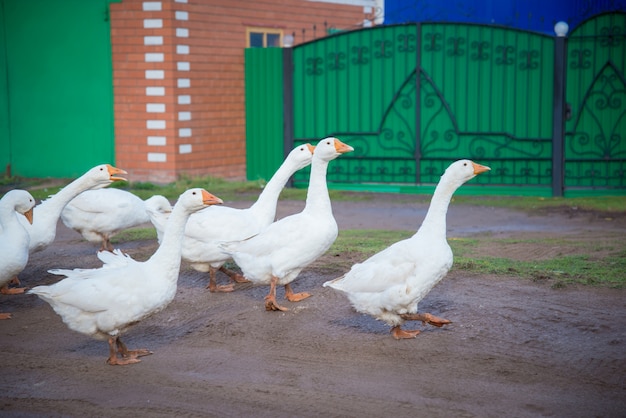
left=383, top=0, right=626, bottom=34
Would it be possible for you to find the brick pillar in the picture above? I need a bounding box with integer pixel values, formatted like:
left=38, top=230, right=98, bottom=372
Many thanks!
left=111, top=0, right=180, bottom=183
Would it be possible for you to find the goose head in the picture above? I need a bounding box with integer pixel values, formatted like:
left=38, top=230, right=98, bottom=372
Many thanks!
left=443, top=159, right=491, bottom=187
left=87, top=164, right=128, bottom=189
left=176, top=188, right=223, bottom=214
left=3, top=190, right=36, bottom=224
left=145, top=195, right=172, bottom=217
left=286, top=143, right=316, bottom=171
left=314, top=137, right=354, bottom=162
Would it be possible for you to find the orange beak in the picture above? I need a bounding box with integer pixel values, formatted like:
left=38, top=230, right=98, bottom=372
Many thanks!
left=472, top=162, right=491, bottom=175
left=106, top=164, right=128, bottom=182
left=23, top=207, right=34, bottom=225
left=306, top=144, right=316, bottom=154
left=201, top=190, right=223, bottom=206
left=333, top=138, right=354, bottom=154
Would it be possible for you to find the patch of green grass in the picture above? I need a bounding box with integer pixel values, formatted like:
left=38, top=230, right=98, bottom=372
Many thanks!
left=449, top=237, right=626, bottom=288
left=320, top=230, right=625, bottom=288
left=110, top=228, right=157, bottom=244
left=330, top=230, right=413, bottom=255
left=452, top=253, right=625, bottom=288
left=451, top=195, right=626, bottom=213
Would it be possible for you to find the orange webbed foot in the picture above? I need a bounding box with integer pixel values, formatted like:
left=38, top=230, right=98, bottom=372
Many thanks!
left=400, top=312, right=451, bottom=328
left=1, top=285, right=26, bottom=295
left=107, top=356, right=142, bottom=365
left=391, top=326, right=421, bottom=340
left=207, top=282, right=235, bottom=293
left=264, top=295, right=288, bottom=312
left=284, top=284, right=311, bottom=302
left=107, top=337, right=152, bottom=365
left=219, top=266, right=250, bottom=284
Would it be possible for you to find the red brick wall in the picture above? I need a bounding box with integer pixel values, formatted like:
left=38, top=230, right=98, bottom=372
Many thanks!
left=110, top=0, right=370, bottom=183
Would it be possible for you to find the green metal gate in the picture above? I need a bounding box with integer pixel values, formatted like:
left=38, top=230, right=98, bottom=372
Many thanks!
left=245, top=13, right=626, bottom=196
left=564, top=13, right=626, bottom=191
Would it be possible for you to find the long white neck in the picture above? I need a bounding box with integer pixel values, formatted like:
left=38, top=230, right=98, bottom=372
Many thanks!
left=0, top=203, right=26, bottom=239
left=147, top=204, right=191, bottom=279
left=27, top=176, right=105, bottom=251
left=416, top=173, right=460, bottom=239
left=248, top=159, right=299, bottom=224
left=37, top=175, right=101, bottom=218
left=303, top=157, right=332, bottom=214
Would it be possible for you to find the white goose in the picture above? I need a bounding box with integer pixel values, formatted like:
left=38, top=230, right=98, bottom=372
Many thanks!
left=151, top=143, right=315, bottom=293
left=144, top=195, right=173, bottom=243
left=2, top=164, right=128, bottom=254
left=61, top=188, right=152, bottom=251
left=220, top=137, right=353, bottom=311
left=324, top=160, right=490, bottom=339
left=29, top=188, right=223, bottom=365
left=0, top=190, right=35, bottom=319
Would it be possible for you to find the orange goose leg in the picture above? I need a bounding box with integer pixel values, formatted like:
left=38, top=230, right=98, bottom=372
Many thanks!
left=264, top=276, right=288, bottom=311
left=106, top=336, right=152, bottom=365
left=284, top=283, right=311, bottom=302
left=219, top=266, right=250, bottom=284
left=401, top=312, right=451, bottom=327
left=206, top=266, right=235, bottom=293
left=391, top=313, right=451, bottom=340
left=1, top=281, right=26, bottom=295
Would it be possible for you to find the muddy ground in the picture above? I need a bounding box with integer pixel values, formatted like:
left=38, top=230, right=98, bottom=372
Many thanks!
left=1, top=196, right=625, bottom=417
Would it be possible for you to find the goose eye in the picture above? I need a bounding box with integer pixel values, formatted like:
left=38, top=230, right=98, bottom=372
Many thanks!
left=192, top=191, right=197, bottom=195
left=463, top=162, right=468, bottom=166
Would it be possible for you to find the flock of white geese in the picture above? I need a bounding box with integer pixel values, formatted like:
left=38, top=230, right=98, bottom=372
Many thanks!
left=0, top=137, right=490, bottom=365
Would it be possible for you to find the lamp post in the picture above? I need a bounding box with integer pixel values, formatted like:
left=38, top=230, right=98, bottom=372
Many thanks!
left=552, top=21, right=569, bottom=197
left=283, top=34, right=294, bottom=48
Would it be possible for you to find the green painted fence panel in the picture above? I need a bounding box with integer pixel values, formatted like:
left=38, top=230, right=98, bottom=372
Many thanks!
left=565, top=12, right=626, bottom=189
left=0, top=1, right=8, bottom=175
left=244, top=47, right=285, bottom=181
left=0, top=0, right=114, bottom=178
left=419, top=23, right=554, bottom=186
left=292, top=24, right=421, bottom=184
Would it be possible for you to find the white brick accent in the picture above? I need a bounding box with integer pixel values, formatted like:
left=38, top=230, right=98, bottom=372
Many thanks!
left=178, top=95, right=191, bottom=105
left=177, top=79, right=190, bottom=88
left=145, top=53, right=164, bottom=62
left=144, top=36, right=163, bottom=45
left=142, top=2, right=161, bottom=11
left=148, top=153, right=167, bottom=162
left=147, top=120, right=166, bottom=129
left=147, top=136, right=167, bottom=146
left=146, top=87, right=165, bottom=96
left=176, top=45, right=189, bottom=54
left=147, top=103, right=166, bottom=113
left=179, top=144, right=192, bottom=154
left=177, top=62, right=190, bottom=71
left=176, top=28, right=189, bottom=37
left=175, top=11, right=188, bottom=20
left=179, top=128, right=192, bottom=137
left=145, top=70, right=164, bottom=79
left=178, top=111, right=191, bottom=121
left=143, top=19, right=163, bottom=29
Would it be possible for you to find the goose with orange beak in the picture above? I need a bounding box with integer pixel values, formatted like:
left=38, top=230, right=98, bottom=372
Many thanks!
left=324, top=160, right=490, bottom=339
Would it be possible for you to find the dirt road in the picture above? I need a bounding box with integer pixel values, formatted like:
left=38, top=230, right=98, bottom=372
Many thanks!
left=1, top=197, right=624, bottom=417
